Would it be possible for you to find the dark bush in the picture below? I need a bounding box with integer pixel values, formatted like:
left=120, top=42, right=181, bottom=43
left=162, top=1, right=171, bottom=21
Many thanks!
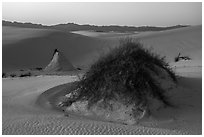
left=174, top=56, right=179, bottom=62
left=174, top=53, right=191, bottom=62
left=35, top=67, right=43, bottom=71
left=20, top=72, right=31, bottom=77
left=2, top=72, right=6, bottom=78
left=10, top=74, right=16, bottom=77
left=73, top=40, right=177, bottom=110
left=77, top=67, right=82, bottom=70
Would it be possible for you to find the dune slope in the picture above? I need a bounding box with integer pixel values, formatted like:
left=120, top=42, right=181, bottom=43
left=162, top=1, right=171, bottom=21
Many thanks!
left=74, top=26, right=202, bottom=65
left=3, top=76, right=194, bottom=135
left=140, top=26, right=202, bottom=64
left=2, top=26, right=108, bottom=72
left=2, top=25, right=201, bottom=135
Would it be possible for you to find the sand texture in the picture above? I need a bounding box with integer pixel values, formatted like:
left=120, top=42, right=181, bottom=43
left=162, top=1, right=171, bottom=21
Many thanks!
left=2, top=68, right=201, bottom=135
left=2, top=25, right=202, bottom=135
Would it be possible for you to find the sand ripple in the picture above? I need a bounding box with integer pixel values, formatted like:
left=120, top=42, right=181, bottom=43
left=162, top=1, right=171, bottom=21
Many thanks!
left=2, top=76, right=197, bottom=135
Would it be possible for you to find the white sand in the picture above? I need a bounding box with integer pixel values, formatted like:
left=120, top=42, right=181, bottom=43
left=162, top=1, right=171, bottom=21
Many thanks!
left=71, top=30, right=138, bottom=38
left=2, top=26, right=201, bottom=135
left=2, top=26, right=58, bottom=45
left=2, top=64, right=201, bottom=135
left=2, top=26, right=107, bottom=72
left=73, top=26, right=202, bottom=64
left=3, top=26, right=201, bottom=72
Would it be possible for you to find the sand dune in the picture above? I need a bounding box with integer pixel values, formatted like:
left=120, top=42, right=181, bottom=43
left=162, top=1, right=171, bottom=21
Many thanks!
left=3, top=64, right=201, bottom=135
left=2, top=26, right=57, bottom=45
left=139, top=26, right=202, bottom=63
left=73, top=26, right=202, bottom=65
left=2, top=25, right=201, bottom=134
left=3, top=74, right=200, bottom=135
left=4, top=26, right=200, bottom=72
left=2, top=26, right=109, bottom=72
left=71, top=30, right=138, bottom=38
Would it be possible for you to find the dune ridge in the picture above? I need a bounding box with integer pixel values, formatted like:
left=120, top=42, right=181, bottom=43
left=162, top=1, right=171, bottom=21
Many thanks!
left=2, top=26, right=109, bottom=72
left=3, top=25, right=201, bottom=72
left=72, top=25, right=202, bottom=64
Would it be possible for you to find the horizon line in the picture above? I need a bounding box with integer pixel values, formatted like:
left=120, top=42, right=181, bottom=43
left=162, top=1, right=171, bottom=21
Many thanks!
left=2, top=19, right=196, bottom=28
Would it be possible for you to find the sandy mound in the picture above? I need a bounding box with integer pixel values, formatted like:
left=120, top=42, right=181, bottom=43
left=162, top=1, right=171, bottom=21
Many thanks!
left=44, top=49, right=75, bottom=72
left=59, top=41, right=178, bottom=125
left=3, top=76, right=190, bottom=135
left=35, top=72, right=201, bottom=134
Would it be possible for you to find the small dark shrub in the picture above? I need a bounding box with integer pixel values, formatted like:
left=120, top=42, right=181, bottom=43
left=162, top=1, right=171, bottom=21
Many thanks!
left=174, top=53, right=191, bottom=62
left=20, top=72, right=31, bottom=77
left=95, top=30, right=104, bottom=32
left=2, top=72, right=6, bottom=78
left=10, top=74, right=16, bottom=77
left=174, top=56, right=179, bottom=62
left=72, top=40, right=176, bottom=110
left=35, top=67, right=43, bottom=71
left=77, top=67, right=82, bottom=70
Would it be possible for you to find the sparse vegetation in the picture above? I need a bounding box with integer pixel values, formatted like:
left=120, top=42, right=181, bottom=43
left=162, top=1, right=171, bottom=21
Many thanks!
left=174, top=53, right=191, bottom=62
left=2, top=72, right=6, bottom=78
left=77, top=67, right=82, bottom=70
left=19, top=72, right=32, bottom=77
left=35, top=67, right=43, bottom=71
left=70, top=40, right=176, bottom=112
left=10, top=74, right=16, bottom=78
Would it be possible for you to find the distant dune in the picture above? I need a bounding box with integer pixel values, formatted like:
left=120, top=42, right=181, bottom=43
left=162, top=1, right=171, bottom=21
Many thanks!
left=2, top=25, right=201, bottom=73
left=74, top=26, right=202, bottom=65
left=3, top=20, right=188, bottom=32
left=2, top=26, right=109, bottom=72
left=2, top=26, right=56, bottom=45
left=139, top=26, right=202, bottom=64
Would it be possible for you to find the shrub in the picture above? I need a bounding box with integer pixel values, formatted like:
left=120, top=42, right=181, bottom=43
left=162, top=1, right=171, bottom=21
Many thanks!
left=77, top=67, right=82, bottom=70
left=10, top=74, right=16, bottom=77
left=20, top=72, right=31, bottom=77
left=2, top=72, right=6, bottom=78
left=174, top=56, right=179, bottom=62
left=72, top=40, right=176, bottom=111
left=174, top=53, right=191, bottom=62
left=35, top=67, right=43, bottom=71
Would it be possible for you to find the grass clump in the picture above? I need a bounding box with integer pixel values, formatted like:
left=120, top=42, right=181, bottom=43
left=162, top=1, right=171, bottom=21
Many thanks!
left=10, top=74, right=16, bottom=78
left=73, top=40, right=176, bottom=111
left=174, top=53, right=191, bottom=62
left=35, top=67, right=43, bottom=71
left=2, top=72, right=6, bottom=78
left=19, top=72, right=31, bottom=77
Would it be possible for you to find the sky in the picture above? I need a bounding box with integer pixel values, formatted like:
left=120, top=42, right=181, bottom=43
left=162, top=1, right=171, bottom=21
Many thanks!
left=2, top=2, right=202, bottom=27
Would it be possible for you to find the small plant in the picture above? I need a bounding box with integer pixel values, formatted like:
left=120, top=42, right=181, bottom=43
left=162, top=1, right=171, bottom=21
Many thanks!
left=174, top=56, right=179, bottom=62
left=77, top=67, right=82, bottom=70
left=35, top=67, right=43, bottom=71
left=20, top=72, right=31, bottom=77
left=174, top=53, right=191, bottom=62
left=2, top=72, right=6, bottom=78
left=70, top=39, right=177, bottom=112
left=10, top=74, right=16, bottom=78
